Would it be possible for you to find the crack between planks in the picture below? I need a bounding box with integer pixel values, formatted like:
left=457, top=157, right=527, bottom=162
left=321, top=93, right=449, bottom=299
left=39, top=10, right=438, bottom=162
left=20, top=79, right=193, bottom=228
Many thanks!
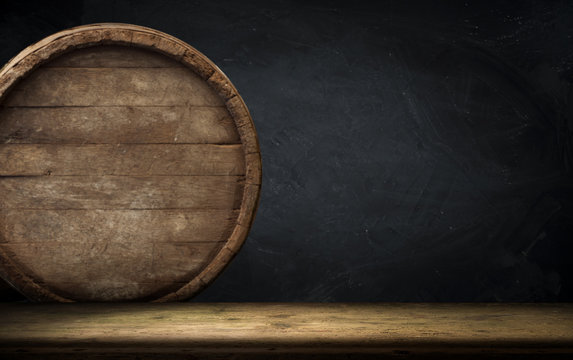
left=1, top=105, right=227, bottom=108
left=0, top=174, right=246, bottom=177
left=0, top=142, right=243, bottom=145
left=0, top=207, right=244, bottom=211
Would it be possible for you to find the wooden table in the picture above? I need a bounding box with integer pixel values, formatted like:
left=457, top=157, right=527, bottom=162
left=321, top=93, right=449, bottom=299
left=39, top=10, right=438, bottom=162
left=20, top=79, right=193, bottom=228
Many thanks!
left=0, top=303, right=572, bottom=359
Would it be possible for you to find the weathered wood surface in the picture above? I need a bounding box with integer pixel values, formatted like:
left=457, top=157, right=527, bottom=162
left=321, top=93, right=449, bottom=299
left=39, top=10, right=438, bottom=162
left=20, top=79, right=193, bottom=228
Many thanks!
left=1, top=242, right=224, bottom=300
left=0, top=176, right=244, bottom=209
left=0, top=209, right=237, bottom=243
left=4, top=68, right=224, bottom=107
left=45, top=45, right=179, bottom=68
left=0, top=303, right=571, bottom=359
left=0, top=106, right=240, bottom=144
left=0, top=24, right=261, bottom=302
left=0, top=144, right=244, bottom=175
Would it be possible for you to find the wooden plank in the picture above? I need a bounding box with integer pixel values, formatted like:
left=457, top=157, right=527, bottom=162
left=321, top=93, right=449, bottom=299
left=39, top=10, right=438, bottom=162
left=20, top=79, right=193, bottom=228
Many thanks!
left=3, top=67, right=225, bottom=107
left=1, top=241, right=223, bottom=300
left=2, top=241, right=155, bottom=283
left=0, top=303, right=571, bottom=358
left=42, top=282, right=188, bottom=303
left=0, top=176, right=244, bottom=209
left=0, top=209, right=238, bottom=244
left=0, top=106, right=240, bottom=144
left=0, top=144, right=244, bottom=176
left=151, top=241, right=224, bottom=281
left=2, top=241, right=222, bottom=280
left=45, top=45, right=180, bottom=68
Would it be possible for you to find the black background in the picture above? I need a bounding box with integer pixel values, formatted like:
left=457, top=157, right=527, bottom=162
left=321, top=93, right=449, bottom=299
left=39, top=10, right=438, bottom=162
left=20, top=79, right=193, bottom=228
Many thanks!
left=0, top=0, right=572, bottom=302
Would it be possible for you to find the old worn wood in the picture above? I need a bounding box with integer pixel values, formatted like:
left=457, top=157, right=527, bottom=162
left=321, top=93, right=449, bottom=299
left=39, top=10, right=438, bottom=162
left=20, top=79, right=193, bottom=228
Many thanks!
left=45, top=46, right=180, bottom=68
left=4, top=68, right=224, bottom=107
left=0, top=209, right=238, bottom=243
left=0, top=176, right=244, bottom=209
left=0, top=24, right=261, bottom=302
left=0, top=303, right=571, bottom=359
left=0, top=106, right=240, bottom=144
left=0, top=144, right=244, bottom=175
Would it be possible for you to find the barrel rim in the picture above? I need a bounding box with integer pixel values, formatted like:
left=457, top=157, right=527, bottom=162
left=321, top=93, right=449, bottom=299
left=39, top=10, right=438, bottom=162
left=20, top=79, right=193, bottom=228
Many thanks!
left=0, top=23, right=261, bottom=302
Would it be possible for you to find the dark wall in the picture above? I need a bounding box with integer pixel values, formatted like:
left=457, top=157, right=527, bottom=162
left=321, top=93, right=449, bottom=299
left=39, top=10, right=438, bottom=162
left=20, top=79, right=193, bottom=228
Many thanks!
left=1, top=0, right=572, bottom=302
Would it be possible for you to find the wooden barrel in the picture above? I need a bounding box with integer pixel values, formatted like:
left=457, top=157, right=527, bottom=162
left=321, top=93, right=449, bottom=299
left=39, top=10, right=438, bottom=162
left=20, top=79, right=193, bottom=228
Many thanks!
left=0, top=24, right=261, bottom=302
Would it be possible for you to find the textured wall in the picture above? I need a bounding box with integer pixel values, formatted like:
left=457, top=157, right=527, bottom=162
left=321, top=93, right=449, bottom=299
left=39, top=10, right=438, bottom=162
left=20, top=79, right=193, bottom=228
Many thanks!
left=1, top=0, right=572, bottom=302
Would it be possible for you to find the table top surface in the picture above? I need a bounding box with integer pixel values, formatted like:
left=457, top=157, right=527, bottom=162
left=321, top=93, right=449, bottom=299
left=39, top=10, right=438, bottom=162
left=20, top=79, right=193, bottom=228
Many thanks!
left=0, top=302, right=572, bottom=355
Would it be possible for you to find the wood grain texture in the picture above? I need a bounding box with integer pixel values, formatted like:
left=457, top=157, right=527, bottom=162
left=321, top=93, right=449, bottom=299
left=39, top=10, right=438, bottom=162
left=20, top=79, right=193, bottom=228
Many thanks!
left=0, top=106, right=240, bottom=144
left=0, top=209, right=238, bottom=244
left=0, top=144, right=244, bottom=176
left=0, top=303, right=571, bottom=359
left=0, top=176, right=244, bottom=209
left=1, top=241, right=224, bottom=301
left=45, top=45, right=179, bottom=68
left=4, top=68, right=224, bottom=107
left=0, top=24, right=261, bottom=302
